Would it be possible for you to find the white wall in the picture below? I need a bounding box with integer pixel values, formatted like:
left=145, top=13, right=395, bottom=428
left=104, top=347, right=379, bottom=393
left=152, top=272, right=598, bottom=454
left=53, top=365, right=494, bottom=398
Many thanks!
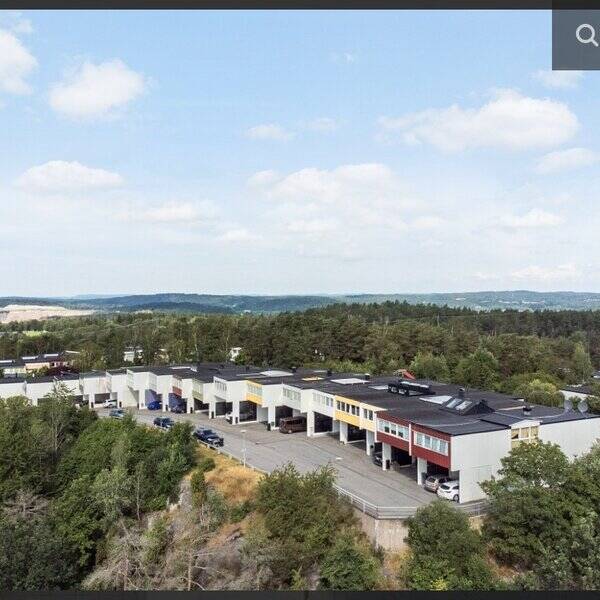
left=0, top=381, right=26, bottom=398
left=540, top=418, right=600, bottom=459
left=451, top=429, right=509, bottom=503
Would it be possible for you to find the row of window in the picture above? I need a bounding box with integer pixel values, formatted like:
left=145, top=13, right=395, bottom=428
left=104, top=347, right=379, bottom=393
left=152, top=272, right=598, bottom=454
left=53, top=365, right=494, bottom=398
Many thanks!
left=414, top=431, right=449, bottom=456
left=283, top=387, right=301, bottom=402
left=363, top=408, right=374, bottom=421
left=214, top=380, right=227, bottom=393
left=313, top=392, right=334, bottom=408
left=511, top=425, right=539, bottom=449
left=248, top=383, right=263, bottom=397
left=336, top=400, right=360, bottom=416
left=377, top=418, right=409, bottom=440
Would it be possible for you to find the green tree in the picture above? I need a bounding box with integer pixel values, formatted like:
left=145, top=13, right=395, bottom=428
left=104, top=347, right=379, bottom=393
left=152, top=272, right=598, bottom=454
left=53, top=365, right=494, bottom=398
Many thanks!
left=515, top=378, right=563, bottom=407
left=571, top=341, right=594, bottom=383
left=319, top=532, right=380, bottom=590
left=409, top=352, right=450, bottom=381
left=454, top=348, right=500, bottom=390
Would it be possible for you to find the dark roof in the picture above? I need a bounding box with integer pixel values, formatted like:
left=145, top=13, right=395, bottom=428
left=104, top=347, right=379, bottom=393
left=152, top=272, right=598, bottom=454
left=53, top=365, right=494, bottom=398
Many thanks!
left=0, top=377, right=25, bottom=385
left=561, top=385, right=595, bottom=395
left=107, top=368, right=128, bottom=375
left=79, top=370, right=106, bottom=379
left=0, top=358, right=25, bottom=367
left=375, top=378, right=600, bottom=436
left=21, top=353, right=69, bottom=364
left=26, top=374, right=80, bottom=384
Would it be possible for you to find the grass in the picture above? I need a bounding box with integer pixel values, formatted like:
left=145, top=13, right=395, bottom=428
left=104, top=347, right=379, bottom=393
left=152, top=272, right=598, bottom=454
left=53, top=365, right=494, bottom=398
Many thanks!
left=196, top=445, right=262, bottom=505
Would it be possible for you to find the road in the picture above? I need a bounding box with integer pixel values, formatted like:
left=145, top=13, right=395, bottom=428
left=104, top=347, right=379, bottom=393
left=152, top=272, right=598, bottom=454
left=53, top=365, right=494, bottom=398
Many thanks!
left=98, top=408, right=434, bottom=509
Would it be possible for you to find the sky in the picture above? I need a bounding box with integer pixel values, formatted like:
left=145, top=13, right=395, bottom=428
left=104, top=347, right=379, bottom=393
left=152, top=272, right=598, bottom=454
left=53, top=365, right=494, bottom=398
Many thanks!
left=1, top=9, right=599, bottom=296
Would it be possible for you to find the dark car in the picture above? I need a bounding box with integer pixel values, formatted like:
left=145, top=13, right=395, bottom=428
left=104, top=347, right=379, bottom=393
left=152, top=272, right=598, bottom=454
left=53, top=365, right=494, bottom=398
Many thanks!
left=195, top=428, right=224, bottom=447
left=109, top=408, right=125, bottom=419
left=170, top=404, right=186, bottom=414
left=372, top=451, right=383, bottom=467
left=147, top=399, right=162, bottom=410
left=153, top=416, right=174, bottom=429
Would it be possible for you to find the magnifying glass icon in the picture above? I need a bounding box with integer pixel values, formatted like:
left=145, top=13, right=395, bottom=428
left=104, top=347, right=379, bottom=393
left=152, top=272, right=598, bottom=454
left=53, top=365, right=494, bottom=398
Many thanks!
left=576, top=24, right=599, bottom=47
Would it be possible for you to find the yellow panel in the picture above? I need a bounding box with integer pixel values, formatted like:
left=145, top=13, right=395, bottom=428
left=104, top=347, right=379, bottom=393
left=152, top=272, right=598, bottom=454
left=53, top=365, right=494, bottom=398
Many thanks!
left=246, top=393, right=262, bottom=406
left=302, top=376, right=323, bottom=381
left=334, top=411, right=360, bottom=427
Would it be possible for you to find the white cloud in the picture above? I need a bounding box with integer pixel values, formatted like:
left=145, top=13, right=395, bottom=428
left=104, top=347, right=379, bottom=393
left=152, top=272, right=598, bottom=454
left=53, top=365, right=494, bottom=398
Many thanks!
left=330, top=52, right=356, bottom=64
left=15, top=160, right=123, bottom=193
left=49, top=59, right=147, bottom=119
left=216, top=228, right=261, bottom=243
left=129, top=201, right=216, bottom=224
left=245, top=123, right=294, bottom=141
left=411, top=216, right=444, bottom=229
left=378, top=89, right=578, bottom=152
left=286, top=218, right=339, bottom=235
left=307, top=117, right=338, bottom=132
left=247, top=169, right=281, bottom=187
left=501, top=208, right=563, bottom=229
left=0, top=29, right=37, bottom=94
left=535, top=147, right=600, bottom=174
left=533, top=70, right=583, bottom=90
left=512, top=263, right=582, bottom=282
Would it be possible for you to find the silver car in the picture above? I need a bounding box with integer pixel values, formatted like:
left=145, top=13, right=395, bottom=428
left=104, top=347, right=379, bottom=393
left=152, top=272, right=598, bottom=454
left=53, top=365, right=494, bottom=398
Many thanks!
left=424, top=474, right=451, bottom=493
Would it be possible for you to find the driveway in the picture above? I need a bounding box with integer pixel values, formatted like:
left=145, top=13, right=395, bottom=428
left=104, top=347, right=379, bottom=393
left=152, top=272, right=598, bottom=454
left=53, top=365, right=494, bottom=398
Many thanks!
left=99, top=409, right=435, bottom=509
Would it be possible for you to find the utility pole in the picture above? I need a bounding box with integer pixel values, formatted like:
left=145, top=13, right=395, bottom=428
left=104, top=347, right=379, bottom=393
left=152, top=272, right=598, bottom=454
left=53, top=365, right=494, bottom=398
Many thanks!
left=241, top=429, right=247, bottom=467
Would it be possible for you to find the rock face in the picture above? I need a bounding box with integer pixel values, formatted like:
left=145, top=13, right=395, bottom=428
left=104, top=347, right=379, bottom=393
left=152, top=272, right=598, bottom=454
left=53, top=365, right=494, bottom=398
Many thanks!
left=0, top=304, right=93, bottom=323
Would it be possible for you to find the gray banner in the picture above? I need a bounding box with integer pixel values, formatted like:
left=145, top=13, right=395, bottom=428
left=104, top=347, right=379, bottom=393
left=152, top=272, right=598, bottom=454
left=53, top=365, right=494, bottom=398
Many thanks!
left=553, top=10, right=600, bottom=70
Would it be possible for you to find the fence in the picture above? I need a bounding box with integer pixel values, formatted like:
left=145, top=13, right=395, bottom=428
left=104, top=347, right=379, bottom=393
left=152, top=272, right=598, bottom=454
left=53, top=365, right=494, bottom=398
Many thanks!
left=210, top=444, right=487, bottom=520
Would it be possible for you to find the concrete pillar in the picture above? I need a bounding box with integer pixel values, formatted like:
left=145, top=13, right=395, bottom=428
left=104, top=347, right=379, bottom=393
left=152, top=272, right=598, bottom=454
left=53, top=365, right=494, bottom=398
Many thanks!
left=339, top=421, right=348, bottom=444
left=382, top=442, right=392, bottom=471
left=187, top=398, right=193, bottom=414
left=366, top=429, right=375, bottom=455
left=307, top=410, right=315, bottom=437
left=89, top=394, right=95, bottom=409
left=162, top=393, right=169, bottom=412
left=332, top=419, right=340, bottom=434
left=268, top=405, right=276, bottom=428
left=417, top=457, right=428, bottom=486
left=232, top=400, right=240, bottom=424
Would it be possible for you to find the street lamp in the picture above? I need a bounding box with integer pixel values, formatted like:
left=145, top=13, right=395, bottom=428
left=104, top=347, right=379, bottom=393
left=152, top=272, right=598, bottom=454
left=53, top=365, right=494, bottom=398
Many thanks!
left=240, top=429, right=247, bottom=468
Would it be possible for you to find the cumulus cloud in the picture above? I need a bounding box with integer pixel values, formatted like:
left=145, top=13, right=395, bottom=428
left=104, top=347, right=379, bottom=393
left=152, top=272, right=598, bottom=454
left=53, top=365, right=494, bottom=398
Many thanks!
left=247, top=169, right=281, bottom=187
left=330, top=52, right=356, bottom=64
left=216, top=228, right=261, bottom=243
left=245, top=123, right=294, bottom=141
left=512, top=263, right=582, bottom=282
left=49, top=59, right=147, bottom=119
left=535, top=147, right=600, bottom=174
left=0, top=29, right=37, bottom=94
left=378, top=89, right=578, bottom=152
left=306, top=117, right=338, bottom=132
left=501, top=208, right=563, bottom=229
left=15, top=160, right=123, bottom=193
left=533, top=70, right=583, bottom=90
left=127, top=201, right=216, bottom=224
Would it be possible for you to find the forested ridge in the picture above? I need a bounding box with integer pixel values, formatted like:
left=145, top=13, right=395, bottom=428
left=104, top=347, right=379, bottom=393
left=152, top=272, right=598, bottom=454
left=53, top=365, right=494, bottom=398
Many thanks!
left=2, top=302, right=600, bottom=406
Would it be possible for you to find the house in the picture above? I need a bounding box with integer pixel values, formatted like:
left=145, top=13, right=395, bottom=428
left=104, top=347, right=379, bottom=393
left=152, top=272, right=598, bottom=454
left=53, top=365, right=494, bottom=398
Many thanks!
left=0, top=358, right=27, bottom=378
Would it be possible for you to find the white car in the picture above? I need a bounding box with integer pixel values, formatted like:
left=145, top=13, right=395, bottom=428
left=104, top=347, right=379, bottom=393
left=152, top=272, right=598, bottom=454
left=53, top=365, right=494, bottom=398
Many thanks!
left=102, top=399, right=117, bottom=408
left=436, top=480, right=460, bottom=502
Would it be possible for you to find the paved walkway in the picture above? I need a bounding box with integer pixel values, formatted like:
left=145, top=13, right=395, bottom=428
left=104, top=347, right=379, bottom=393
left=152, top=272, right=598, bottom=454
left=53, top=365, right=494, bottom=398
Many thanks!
left=99, top=409, right=435, bottom=509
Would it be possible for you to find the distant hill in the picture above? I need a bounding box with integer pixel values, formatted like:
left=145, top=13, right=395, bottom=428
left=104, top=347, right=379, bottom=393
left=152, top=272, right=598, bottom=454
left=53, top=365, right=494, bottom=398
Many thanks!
left=3, top=291, right=600, bottom=315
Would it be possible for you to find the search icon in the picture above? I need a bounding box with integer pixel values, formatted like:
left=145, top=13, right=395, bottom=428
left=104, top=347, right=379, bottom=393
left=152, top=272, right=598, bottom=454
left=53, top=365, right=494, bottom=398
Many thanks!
left=576, top=23, right=599, bottom=47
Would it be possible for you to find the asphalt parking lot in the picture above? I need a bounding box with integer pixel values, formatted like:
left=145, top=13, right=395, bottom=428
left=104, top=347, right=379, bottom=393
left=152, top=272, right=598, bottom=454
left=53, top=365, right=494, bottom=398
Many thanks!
left=98, top=408, right=434, bottom=509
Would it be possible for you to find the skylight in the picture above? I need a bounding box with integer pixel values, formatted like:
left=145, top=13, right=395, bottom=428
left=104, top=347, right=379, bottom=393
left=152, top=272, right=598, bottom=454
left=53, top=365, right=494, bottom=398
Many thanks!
left=331, top=377, right=367, bottom=385
left=421, top=394, right=453, bottom=405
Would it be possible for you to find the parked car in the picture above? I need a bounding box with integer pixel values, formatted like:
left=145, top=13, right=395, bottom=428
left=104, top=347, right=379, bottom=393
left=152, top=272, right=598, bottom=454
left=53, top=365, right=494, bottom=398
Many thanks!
left=279, top=415, right=307, bottom=434
left=147, top=399, right=162, bottom=410
left=170, top=404, right=186, bottom=414
left=195, top=428, right=224, bottom=447
left=424, top=474, right=452, bottom=493
left=372, top=451, right=383, bottom=467
left=437, top=480, right=460, bottom=502
left=153, top=416, right=174, bottom=429
left=102, top=399, right=117, bottom=408
left=109, top=408, right=125, bottom=419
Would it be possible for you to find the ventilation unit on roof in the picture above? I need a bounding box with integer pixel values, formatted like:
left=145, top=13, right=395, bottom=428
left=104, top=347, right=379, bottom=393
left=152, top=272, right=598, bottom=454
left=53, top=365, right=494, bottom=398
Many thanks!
left=579, top=399, right=589, bottom=414
left=563, top=398, right=573, bottom=412
left=523, top=405, right=532, bottom=417
left=397, top=380, right=435, bottom=396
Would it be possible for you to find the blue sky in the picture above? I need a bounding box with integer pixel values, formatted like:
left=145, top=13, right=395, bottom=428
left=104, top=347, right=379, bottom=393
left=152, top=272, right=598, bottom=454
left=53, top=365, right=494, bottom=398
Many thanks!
left=1, top=9, right=599, bottom=296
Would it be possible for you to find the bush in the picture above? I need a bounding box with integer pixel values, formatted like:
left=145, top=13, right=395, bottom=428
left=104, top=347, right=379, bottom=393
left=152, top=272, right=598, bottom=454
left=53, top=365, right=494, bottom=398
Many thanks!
left=230, top=499, right=254, bottom=523
left=190, top=470, right=207, bottom=506
left=197, top=456, right=216, bottom=474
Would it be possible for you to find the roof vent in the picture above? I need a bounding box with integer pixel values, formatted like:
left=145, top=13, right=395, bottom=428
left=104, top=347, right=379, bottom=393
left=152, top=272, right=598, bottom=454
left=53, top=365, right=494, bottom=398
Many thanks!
left=523, top=404, right=532, bottom=417
left=579, top=399, right=589, bottom=414
left=291, top=366, right=297, bottom=373
left=458, top=387, right=466, bottom=399
left=365, top=373, right=371, bottom=381
left=563, top=398, right=573, bottom=412
left=327, top=368, right=332, bottom=376
left=245, top=365, right=250, bottom=372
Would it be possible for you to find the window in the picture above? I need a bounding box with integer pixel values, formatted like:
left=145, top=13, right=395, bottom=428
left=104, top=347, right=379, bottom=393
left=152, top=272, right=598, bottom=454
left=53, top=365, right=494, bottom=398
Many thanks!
left=376, top=418, right=409, bottom=440
left=511, top=425, right=539, bottom=450
left=248, top=382, right=262, bottom=396
left=414, top=431, right=448, bottom=455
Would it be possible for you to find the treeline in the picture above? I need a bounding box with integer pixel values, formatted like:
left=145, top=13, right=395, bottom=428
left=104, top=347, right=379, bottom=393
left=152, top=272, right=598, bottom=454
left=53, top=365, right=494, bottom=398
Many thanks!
left=1, top=303, right=599, bottom=398
left=0, top=390, right=197, bottom=590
